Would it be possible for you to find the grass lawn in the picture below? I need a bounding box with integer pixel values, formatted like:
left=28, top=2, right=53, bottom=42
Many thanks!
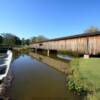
left=71, top=58, right=100, bottom=100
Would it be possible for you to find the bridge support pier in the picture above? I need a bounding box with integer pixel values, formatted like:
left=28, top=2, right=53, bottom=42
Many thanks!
left=47, top=50, right=57, bottom=57
left=32, top=48, right=57, bottom=57
left=84, top=54, right=89, bottom=59
left=47, top=50, right=50, bottom=56
left=35, top=48, right=37, bottom=53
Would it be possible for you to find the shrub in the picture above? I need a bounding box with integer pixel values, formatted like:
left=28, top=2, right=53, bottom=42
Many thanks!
left=68, top=80, right=75, bottom=90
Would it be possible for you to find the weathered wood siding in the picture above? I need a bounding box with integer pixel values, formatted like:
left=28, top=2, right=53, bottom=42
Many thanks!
left=88, top=36, right=100, bottom=55
left=30, top=35, right=100, bottom=55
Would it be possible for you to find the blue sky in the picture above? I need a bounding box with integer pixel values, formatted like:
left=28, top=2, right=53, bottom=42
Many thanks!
left=0, top=0, right=100, bottom=39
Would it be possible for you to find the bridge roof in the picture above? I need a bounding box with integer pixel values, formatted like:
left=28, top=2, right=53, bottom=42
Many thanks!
left=33, top=31, right=100, bottom=43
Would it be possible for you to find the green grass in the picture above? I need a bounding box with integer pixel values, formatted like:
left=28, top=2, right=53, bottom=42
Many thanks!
left=71, top=58, right=100, bottom=100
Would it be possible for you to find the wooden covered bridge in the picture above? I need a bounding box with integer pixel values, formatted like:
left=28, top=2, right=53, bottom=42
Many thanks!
left=30, top=32, right=100, bottom=56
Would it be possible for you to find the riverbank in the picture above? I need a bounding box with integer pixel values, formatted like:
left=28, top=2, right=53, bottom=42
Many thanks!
left=29, top=52, right=84, bottom=99
left=70, top=58, right=100, bottom=100
left=29, top=52, right=100, bottom=100
left=29, top=52, right=70, bottom=75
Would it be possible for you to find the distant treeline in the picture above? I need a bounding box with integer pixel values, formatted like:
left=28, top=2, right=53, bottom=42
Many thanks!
left=0, top=33, right=22, bottom=46
left=0, top=33, right=29, bottom=46
left=0, top=33, right=48, bottom=46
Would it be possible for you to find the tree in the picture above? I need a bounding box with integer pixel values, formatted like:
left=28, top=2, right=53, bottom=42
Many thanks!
left=25, top=39, right=30, bottom=45
left=1, top=33, right=21, bottom=46
left=31, top=35, right=48, bottom=43
left=0, top=35, right=3, bottom=44
left=21, top=38, right=25, bottom=45
left=14, top=36, right=22, bottom=45
left=85, top=26, right=99, bottom=33
left=31, top=36, right=37, bottom=43
left=37, top=35, right=48, bottom=42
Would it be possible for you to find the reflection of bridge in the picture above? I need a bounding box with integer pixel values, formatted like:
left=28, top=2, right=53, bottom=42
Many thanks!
left=30, top=32, right=100, bottom=56
left=29, top=52, right=69, bottom=74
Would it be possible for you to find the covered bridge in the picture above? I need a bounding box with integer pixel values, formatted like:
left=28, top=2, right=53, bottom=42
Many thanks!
left=30, top=32, right=100, bottom=56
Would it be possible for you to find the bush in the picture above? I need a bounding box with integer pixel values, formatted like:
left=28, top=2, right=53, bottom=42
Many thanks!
left=68, top=80, right=75, bottom=90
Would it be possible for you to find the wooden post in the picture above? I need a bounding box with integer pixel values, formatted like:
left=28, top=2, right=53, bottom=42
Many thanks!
left=35, top=48, right=37, bottom=53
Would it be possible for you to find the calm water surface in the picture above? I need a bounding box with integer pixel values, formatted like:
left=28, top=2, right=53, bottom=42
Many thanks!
left=8, top=54, right=82, bottom=100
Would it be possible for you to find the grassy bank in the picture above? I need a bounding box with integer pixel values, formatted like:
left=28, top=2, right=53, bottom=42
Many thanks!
left=29, top=51, right=100, bottom=99
left=69, top=58, right=100, bottom=100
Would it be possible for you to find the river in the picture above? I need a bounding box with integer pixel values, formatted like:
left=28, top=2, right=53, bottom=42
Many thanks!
left=8, top=53, right=83, bottom=100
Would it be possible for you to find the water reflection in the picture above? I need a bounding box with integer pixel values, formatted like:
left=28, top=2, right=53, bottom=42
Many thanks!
left=29, top=52, right=70, bottom=75
left=8, top=52, right=83, bottom=100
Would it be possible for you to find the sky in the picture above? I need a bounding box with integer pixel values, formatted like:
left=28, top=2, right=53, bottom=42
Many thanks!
left=0, top=0, right=100, bottom=39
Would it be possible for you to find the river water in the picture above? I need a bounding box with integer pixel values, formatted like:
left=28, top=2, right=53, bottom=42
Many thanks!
left=8, top=53, right=83, bottom=100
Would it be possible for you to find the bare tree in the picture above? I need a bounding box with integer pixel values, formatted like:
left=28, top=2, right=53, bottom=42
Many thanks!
left=85, top=26, right=100, bottom=33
